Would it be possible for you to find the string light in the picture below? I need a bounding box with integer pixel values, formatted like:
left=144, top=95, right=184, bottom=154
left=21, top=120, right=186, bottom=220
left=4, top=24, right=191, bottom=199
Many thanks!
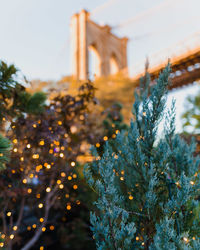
left=1, top=234, right=5, bottom=239
left=42, top=227, right=46, bottom=232
left=190, top=181, right=195, bottom=185
left=73, top=185, right=78, bottom=190
left=115, top=130, right=120, bottom=134
left=38, top=203, right=43, bottom=208
left=50, top=225, right=55, bottom=230
left=13, top=226, right=18, bottom=231
left=32, top=154, right=39, bottom=159
left=33, top=124, right=37, bottom=128
left=59, top=184, right=64, bottom=189
left=39, top=140, right=45, bottom=146
left=10, top=234, right=14, bottom=239
left=57, top=180, right=62, bottom=184
left=66, top=205, right=71, bottom=210
left=129, top=195, right=133, bottom=200
left=71, top=162, right=75, bottom=167
left=13, top=139, right=18, bottom=144
left=58, top=121, right=62, bottom=125
left=72, top=174, right=77, bottom=178
left=46, top=187, right=51, bottom=192
left=61, top=172, right=66, bottom=177
left=13, top=148, right=18, bottom=152
left=27, top=226, right=31, bottom=231
left=22, top=179, right=27, bottom=184
left=40, top=247, right=44, bottom=250
left=40, top=218, right=44, bottom=223
left=59, top=153, right=64, bottom=158
left=136, top=236, right=139, bottom=241
left=65, top=194, right=69, bottom=198
left=68, top=176, right=72, bottom=181
left=103, top=136, right=108, bottom=141
left=27, top=144, right=31, bottom=148
left=32, top=224, right=37, bottom=229
left=27, top=188, right=32, bottom=194
left=20, top=157, right=24, bottom=162
left=7, top=212, right=11, bottom=217
left=96, top=143, right=100, bottom=148
left=183, top=237, right=189, bottom=243
left=36, top=194, right=41, bottom=198
left=0, top=242, right=4, bottom=247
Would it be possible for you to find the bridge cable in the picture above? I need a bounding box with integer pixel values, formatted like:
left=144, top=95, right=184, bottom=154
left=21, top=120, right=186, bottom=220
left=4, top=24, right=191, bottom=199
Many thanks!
left=114, top=0, right=184, bottom=29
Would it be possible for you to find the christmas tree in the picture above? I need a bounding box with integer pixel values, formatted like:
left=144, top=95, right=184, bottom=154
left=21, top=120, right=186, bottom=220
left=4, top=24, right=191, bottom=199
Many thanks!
left=84, top=65, right=200, bottom=249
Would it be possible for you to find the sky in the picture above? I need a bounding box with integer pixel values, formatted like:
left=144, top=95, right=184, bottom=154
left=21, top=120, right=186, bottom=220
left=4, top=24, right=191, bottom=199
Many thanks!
left=1, top=0, right=200, bottom=132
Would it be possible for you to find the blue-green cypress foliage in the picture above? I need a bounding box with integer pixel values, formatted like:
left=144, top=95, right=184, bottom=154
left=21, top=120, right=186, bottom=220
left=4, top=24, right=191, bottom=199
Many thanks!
left=84, top=65, right=200, bottom=249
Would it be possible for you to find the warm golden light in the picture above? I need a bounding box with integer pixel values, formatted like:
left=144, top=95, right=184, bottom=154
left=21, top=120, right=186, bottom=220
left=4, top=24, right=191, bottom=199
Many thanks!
left=39, top=140, right=45, bottom=146
left=73, top=185, right=78, bottom=190
left=46, top=187, right=51, bottom=192
left=66, top=205, right=71, bottom=210
left=22, top=179, right=27, bottom=184
left=13, top=139, right=18, bottom=144
left=71, top=161, right=75, bottom=167
left=61, top=172, right=66, bottom=177
left=129, top=195, right=133, bottom=200
left=38, top=203, right=43, bottom=208
left=7, top=212, right=12, bottom=217
left=10, top=234, right=14, bottom=239
left=40, top=218, right=44, bottom=223
left=59, top=153, right=64, bottom=158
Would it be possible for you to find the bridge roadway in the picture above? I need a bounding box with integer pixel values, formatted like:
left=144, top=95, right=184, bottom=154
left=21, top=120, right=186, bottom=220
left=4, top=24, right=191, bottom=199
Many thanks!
left=133, top=46, right=200, bottom=89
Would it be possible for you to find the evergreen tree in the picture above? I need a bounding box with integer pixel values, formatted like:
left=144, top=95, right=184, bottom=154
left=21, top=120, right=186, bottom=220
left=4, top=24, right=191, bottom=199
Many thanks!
left=84, top=65, right=200, bottom=249
left=182, top=89, right=200, bottom=134
left=96, top=102, right=129, bottom=155
left=0, top=134, right=10, bottom=170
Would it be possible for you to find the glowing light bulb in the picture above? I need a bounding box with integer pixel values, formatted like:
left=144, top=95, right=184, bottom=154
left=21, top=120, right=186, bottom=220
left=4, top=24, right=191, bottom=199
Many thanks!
left=73, top=185, right=78, bottom=190
left=59, top=153, right=64, bottom=158
left=22, top=179, right=27, bottom=184
left=61, top=172, right=66, bottom=177
left=7, top=212, right=11, bottom=217
left=38, top=203, right=43, bottom=208
left=27, top=144, right=31, bottom=148
left=66, top=205, right=71, bottom=210
left=42, top=227, right=46, bottom=232
left=57, top=180, right=61, bottom=184
left=129, top=195, right=133, bottom=200
left=46, top=187, right=51, bottom=192
left=96, top=143, right=100, bottom=148
left=13, top=139, right=18, bottom=144
left=40, top=218, right=44, bottom=223
left=71, top=162, right=75, bottom=167
left=10, top=234, right=14, bottom=239
left=68, top=176, right=72, bottom=181
left=13, top=226, right=18, bottom=231
left=39, top=140, right=45, bottom=146
left=59, top=184, right=64, bottom=189
left=103, top=136, right=108, bottom=141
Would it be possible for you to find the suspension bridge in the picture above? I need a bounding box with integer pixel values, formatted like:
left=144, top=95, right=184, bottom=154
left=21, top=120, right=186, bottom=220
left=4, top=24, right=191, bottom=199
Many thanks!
left=70, top=0, right=200, bottom=89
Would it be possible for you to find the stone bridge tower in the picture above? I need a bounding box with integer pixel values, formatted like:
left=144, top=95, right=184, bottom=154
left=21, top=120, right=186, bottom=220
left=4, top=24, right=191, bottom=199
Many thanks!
left=70, top=9, right=128, bottom=80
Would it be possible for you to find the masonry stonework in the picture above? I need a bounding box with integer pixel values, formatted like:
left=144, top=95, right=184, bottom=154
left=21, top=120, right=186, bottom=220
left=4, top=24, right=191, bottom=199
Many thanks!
left=70, top=9, right=128, bottom=80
